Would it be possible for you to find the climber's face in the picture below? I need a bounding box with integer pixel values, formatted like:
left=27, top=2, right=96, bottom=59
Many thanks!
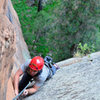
left=27, top=67, right=38, bottom=76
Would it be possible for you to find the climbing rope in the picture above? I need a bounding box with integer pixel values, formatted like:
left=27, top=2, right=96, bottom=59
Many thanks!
left=13, top=80, right=33, bottom=100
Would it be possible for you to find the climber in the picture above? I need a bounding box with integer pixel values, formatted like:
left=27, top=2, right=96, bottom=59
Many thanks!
left=13, top=56, right=59, bottom=97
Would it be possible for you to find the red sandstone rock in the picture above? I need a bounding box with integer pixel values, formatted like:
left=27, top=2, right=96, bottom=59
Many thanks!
left=0, top=0, right=30, bottom=100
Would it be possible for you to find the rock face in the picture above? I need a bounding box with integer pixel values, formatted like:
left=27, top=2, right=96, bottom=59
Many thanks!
left=0, top=15, right=15, bottom=100
left=0, top=0, right=30, bottom=100
left=23, top=52, right=100, bottom=100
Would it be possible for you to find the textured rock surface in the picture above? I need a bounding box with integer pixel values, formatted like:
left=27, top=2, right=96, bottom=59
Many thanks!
left=0, top=0, right=30, bottom=100
left=6, top=0, right=30, bottom=74
left=0, top=13, right=16, bottom=100
left=23, top=52, right=100, bottom=100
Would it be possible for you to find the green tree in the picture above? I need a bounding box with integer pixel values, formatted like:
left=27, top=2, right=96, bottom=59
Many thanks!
left=12, top=0, right=100, bottom=62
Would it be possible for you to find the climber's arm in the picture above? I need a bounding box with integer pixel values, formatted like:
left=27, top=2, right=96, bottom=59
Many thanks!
left=14, top=68, right=23, bottom=96
left=23, top=85, right=40, bottom=95
left=22, top=77, right=46, bottom=96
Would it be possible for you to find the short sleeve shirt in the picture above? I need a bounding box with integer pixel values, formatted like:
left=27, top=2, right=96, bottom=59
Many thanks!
left=20, top=59, right=50, bottom=87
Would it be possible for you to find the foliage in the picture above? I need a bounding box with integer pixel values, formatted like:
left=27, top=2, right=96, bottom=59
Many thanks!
left=74, top=43, right=95, bottom=57
left=12, top=0, right=100, bottom=62
left=33, top=37, right=49, bottom=57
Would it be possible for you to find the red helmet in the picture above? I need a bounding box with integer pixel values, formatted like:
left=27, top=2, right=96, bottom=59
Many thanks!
left=29, top=56, right=44, bottom=71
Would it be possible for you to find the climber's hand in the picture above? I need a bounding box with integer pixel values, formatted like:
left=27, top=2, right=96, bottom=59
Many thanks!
left=22, top=89, right=28, bottom=96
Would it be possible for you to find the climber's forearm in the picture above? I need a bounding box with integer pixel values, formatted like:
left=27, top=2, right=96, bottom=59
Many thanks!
left=27, top=88, right=37, bottom=95
left=14, top=68, right=23, bottom=95
left=27, top=85, right=40, bottom=95
left=14, top=74, right=20, bottom=95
